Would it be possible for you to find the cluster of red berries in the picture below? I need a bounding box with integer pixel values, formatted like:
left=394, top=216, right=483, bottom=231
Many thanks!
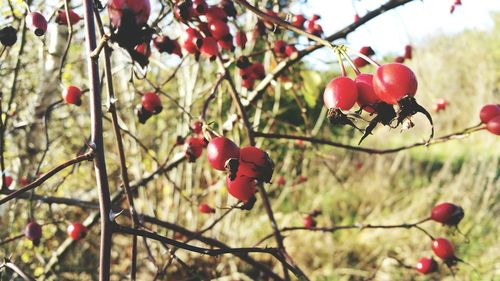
left=324, top=62, right=433, bottom=144
left=480, top=104, right=500, bottom=135
left=236, top=56, right=266, bottom=90
left=24, top=221, right=88, bottom=246
left=137, top=92, right=163, bottom=124
left=24, top=7, right=81, bottom=39
left=416, top=202, right=464, bottom=275
left=206, top=136, right=274, bottom=205
left=290, top=14, right=323, bottom=37
left=273, top=40, right=298, bottom=59
left=353, top=46, right=375, bottom=68
left=450, top=0, right=462, bottom=14
left=394, top=44, right=413, bottom=63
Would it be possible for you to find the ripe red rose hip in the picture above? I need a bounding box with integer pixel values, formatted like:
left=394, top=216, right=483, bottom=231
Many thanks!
left=486, top=115, right=500, bottom=135
left=404, top=44, right=413, bottom=60
left=303, top=215, right=316, bottom=229
left=153, top=35, right=182, bottom=57
left=62, top=86, right=83, bottom=106
left=323, top=76, right=358, bottom=111
left=207, top=136, right=240, bottom=171
left=198, top=203, right=215, bottom=214
left=108, top=0, right=151, bottom=29
left=238, top=146, right=274, bottom=183
left=430, top=202, right=464, bottom=226
left=355, top=74, right=380, bottom=113
left=26, top=12, right=48, bottom=36
left=4, top=175, right=13, bottom=188
left=55, top=9, right=82, bottom=25
left=141, top=92, right=162, bottom=114
left=416, top=257, right=438, bottom=274
left=25, top=221, right=42, bottom=244
left=226, top=173, right=256, bottom=202
left=373, top=63, right=417, bottom=105
left=191, top=120, right=202, bottom=134
left=184, top=136, right=204, bottom=162
left=431, top=238, right=455, bottom=261
left=200, top=36, right=219, bottom=59
left=479, top=104, right=500, bottom=123
left=209, top=20, right=230, bottom=40
left=235, top=31, right=247, bottom=48
left=67, top=222, right=88, bottom=241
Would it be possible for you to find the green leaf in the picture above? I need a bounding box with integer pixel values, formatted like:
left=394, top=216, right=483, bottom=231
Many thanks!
left=300, top=70, right=323, bottom=108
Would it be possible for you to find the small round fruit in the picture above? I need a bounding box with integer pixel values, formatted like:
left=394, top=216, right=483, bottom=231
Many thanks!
left=26, top=12, right=48, bottom=36
left=200, top=36, right=219, bottom=59
left=323, top=76, right=358, bottom=110
left=208, top=20, right=230, bottom=40
left=4, top=175, right=13, bottom=188
left=55, top=9, right=82, bottom=25
left=355, top=74, right=380, bottom=113
left=276, top=175, right=286, bottom=186
left=373, top=63, right=418, bottom=105
left=191, top=121, right=202, bottom=134
left=226, top=173, right=256, bottom=202
left=431, top=238, right=455, bottom=261
left=67, top=222, right=88, bottom=241
left=141, top=92, right=162, bottom=114
left=25, top=221, right=42, bottom=242
left=184, top=136, right=204, bottom=162
left=303, top=215, right=316, bottom=229
left=198, top=203, right=215, bottom=214
left=62, top=86, right=83, bottom=106
left=0, top=26, right=17, bottom=46
left=486, top=115, right=500, bottom=135
left=431, top=202, right=464, bottom=226
left=207, top=137, right=240, bottom=171
left=238, top=146, right=274, bottom=183
left=479, top=104, right=500, bottom=123
left=416, top=257, right=438, bottom=274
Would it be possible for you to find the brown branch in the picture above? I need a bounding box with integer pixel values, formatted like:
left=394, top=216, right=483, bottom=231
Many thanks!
left=0, top=152, right=94, bottom=205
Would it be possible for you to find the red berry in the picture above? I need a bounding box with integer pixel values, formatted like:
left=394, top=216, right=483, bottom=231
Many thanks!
left=404, top=44, right=413, bottom=60
left=359, top=46, right=375, bottom=56
left=353, top=57, right=367, bottom=68
left=297, top=175, right=307, bottom=183
left=431, top=238, right=455, bottom=261
left=354, top=14, right=360, bottom=22
left=372, top=63, right=418, bottom=105
left=450, top=5, right=455, bottom=14
left=434, top=98, right=449, bottom=112
left=226, top=173, right=256, bottom=202
left=217, top=37, right=234, bottom=51
left=303, top=215, right=316, bottom=229
left=455, top=0, right=462, bottom=5
left=479, top=104, right=500, bottom=123
left=67, top=222, right=88, bottom=241
left=153, top=35, right=182, bottom=57
left=431, top=202, right=464, bottom=226
left=55, top=9, right=82, bottom=25
left=416, top=257, right=438, bottom=274
left=184, top=136, right=204, bottom=162
left=235, top=31, right=247, bottom=48
left=355, top=74, right=380, bottom=113
left=62, top=86, right=83, bottom=106
left=26, top=12, right=47, bottom=36
left=4, top=175, right=13, bottom=188
left=277, top=175, right=286, bottom=186
left=311, top=14, right=321, bottom=21
left=173, top=1, right=196, bottom=22
left=25, top=221, right=42, bottom=243
left=182, top=28, right=202, bottom=54
left=242, top=78, right=255, bottom=90
left=274, top=40, right=287, bottom=57
left=323, top=76, right=358, bottom=110
left=198, top=203, right=215, bottom=214
left=108, top=0, right=151, bottom=29
left=285, top=45, right=298, bottom=57
left=209, top=20, right=230, bottom=40
left=19, top=176, right=30, bottom=186
left=200, top=36, right=219, bottom=59
left=394, top=56, right=405, bottom=63
left=486, top=115, right=500, bottom=135
left=238, top=146, right=274, bottom=183
left=250, top=63, right=265, bottom=80
left=141, top=92, right=162, bottom=114
left=191, top=121, right=203, bottom=134
left=192, top=0, right=208, bottom=15
left=207, top=136, right=240, bottom=171
left=205, top=6, right=227, bottom=22
left=292, top=14, right=306, bottom=28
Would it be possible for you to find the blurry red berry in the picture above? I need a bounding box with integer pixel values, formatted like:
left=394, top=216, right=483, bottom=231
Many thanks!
left=404, top=44, right=413, bottom=59
left=25, top=221, right=42, bottom=243
left=198, top=203, right=215, bottom=214
left=292, top=14, right=306, bottom=28
left=355, top=74, right=380, bottom=113
left=217, top=37, right=234, bottom=51
left=297, top=175, right=307, bottom=183
left=274, top=40, right=287, bottom=57
left=277, top=175, right=286, bottom=186
left=200, top=36, right=219, bottom=59
left=19, top=176, right=30, bottom=186
left=62, top=86, right=83, bottom=106
left=450, top=5, right=455, bottom=14
left=394, top=56, right=405, bottom=63
left=26, top=12, right=47, bottom=36
left=431, top=238, right=456, bottom=261
left=285, top=45, right=298, bottom=57
left=238, top=146, right=274, bottom=183
left=416, top=257, right=438, bottom=274
left=486, top=115, right=500, bottom=135
left=108, top=0, right=151, bottom=28
left=67, top=222, right=88, bottom=241
left=134, top=42, right=151, bottom=58
left=242, top=78, right=255, bottom=90
left=207, top=136, right=240, bottom=171
left=479, top=104, right=500, bottom=123
left=353, top=57, right=367, bottom=68
left=153, top=35, right=182, bottom=57
left=433, top=98, right=449, bottom=112
left=192, top=0, right=208, bottom=15
left=323, top=76, right=358, bottom=110
left=209, top=20, right=230, bottom=40
left=141, top=92, right=162, bottom=114
left=354, top=14, right=360, bottom=22
left=191, top=121, right=203, bottom=134
left=235, top=31, right=247, bottom=48
left=205, top=6, right=227, bottom=22
left=184, top=136, right=204, bottom=162
left=431, top=202, right=464, bottom=226
left=4, top=175, right=13, bottom=188
left=359, top=46, right=375, bottom=56
left=303, top=215, right=316, bottom=229
left=55, top=9, right=82, bottom=25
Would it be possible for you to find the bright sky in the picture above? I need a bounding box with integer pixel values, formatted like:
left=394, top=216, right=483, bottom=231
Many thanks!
left=292, top=0, right=500, bottom=68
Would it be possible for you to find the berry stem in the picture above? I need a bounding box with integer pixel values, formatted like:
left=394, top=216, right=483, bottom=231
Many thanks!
left=340, top=48, right=361, bottom=75
left=336, top=49, right=347, bottom=77
left=344, top=45, right=381, bottom=67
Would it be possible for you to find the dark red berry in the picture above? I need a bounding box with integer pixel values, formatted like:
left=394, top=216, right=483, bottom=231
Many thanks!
left=62, top=86, right=83, bottom=106
left=431, top=202, right=464, bottom=226
left=198, top=203, right=215, bottom=214
left=404, top=44, right=413, bottom=59
left=141, top=92, right=162, bottom=114
left=200, top=36, right=219, bottom=59
left=274, top=40, right=287, bottom=57
left=153, top=35, right=182, bottom=57
left=4, top=175, right=13, bottom=188
left=292, top=14, right=306, bottom=28
left=323, top=76, right=358, bottom=110
left=205, top=6, right=227, bottom=22
left=191, top=121, right=203, bottom=134
left=235, top=31, right=247, bottom=48
left=25, top=221, right=42, bottom=243
left=207, top=136, right=240, bottom=171
left=192, top=0, right=208, bottom=15
left=55, top=9, right=82, bottom=25
left=353, top=57, right=367, bottom=68
left=355, top=74, right=380, bottom=113
left=486, top=115, right=500, bottom=135
left=67, top=222, right=88, bottom=241
left=108, top=0, right=151, bottom=29
left=238, top=146, right=274, bottom=183
left=217, top=37, right=234, bottom=51
left=416, top=257, right=438, bottom=274
left=226, top=173, right=256, bottom=202
left=359, top=46, right=375, bottom=56
left=134, top=42, right=151, bottom=58
left=209, top=20, right=230, bottom=40
left=479, top=104, right=500, bottom=123
left=184, top=136, right=204, bottom=162
left=26, top=12, right=48, bottom=36
left=431, top=238, right=455, bottom=261
left=285, top=45, right=298, bottom=57
left=303, top=215, right=316, bottom=229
